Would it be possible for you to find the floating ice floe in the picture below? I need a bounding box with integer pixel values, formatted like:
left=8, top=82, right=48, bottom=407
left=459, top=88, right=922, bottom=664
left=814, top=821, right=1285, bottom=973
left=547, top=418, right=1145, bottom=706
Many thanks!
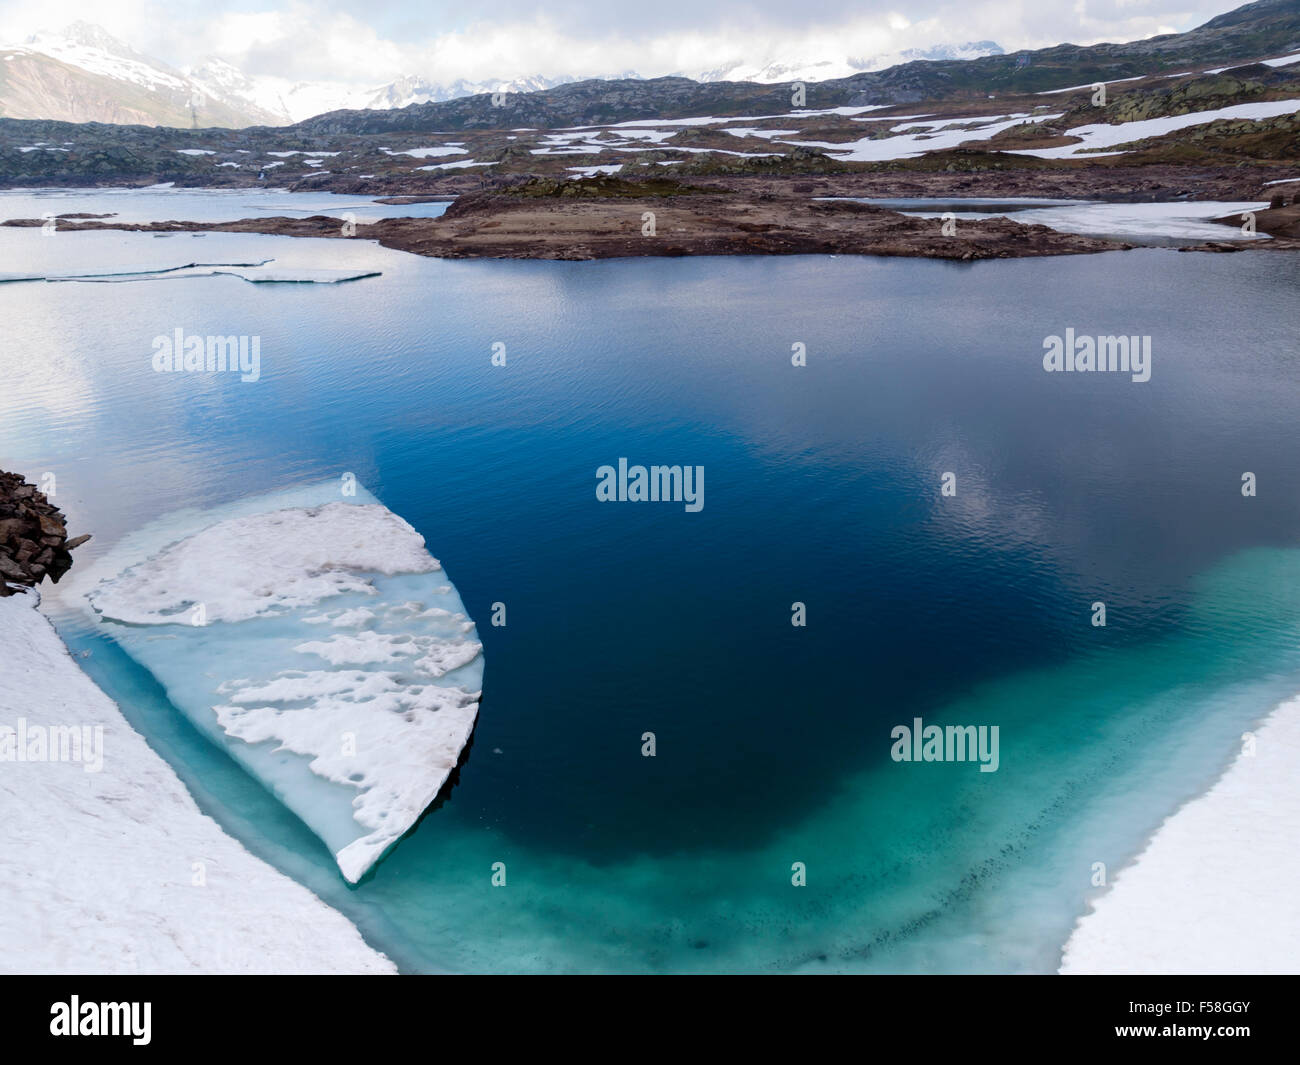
left=80, top=483, right=484, bottom=883
left=1, top=260, right=381, bottom=285
left=218, top=266, right=382, bottom=283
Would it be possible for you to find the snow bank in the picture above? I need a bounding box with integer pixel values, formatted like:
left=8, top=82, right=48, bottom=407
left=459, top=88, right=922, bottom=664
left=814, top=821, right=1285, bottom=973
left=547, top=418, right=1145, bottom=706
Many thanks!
left=1060, top=694, right=1300, bottom=974
left=416, top=159, right=497, bottom=171
left=0, top=587, right=395, bottom=974
left=1204, top=51, right=1300, bottom=75
left=784, top=112, right=1062, bottom=162
left=1011, top=99, right=1300, bottom=159
left=81, top=485, right=483, bottom=884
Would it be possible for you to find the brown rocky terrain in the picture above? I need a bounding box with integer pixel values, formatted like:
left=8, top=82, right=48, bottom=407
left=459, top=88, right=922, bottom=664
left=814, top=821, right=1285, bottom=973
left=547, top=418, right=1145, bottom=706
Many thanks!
left=0, top=471, right=90, bottom=595
left=0, top=179, right=1131, bottom=261
left=1214, top=198, right=1300, bottom=232
left=1183, top=196, right=1300, bottom=247
left=685, top=162, right=1300, bottom=202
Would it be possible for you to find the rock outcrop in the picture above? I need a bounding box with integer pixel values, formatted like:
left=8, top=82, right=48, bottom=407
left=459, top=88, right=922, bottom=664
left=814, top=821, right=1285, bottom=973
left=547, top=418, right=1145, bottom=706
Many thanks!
left=0, top=471, right=90, bottom=595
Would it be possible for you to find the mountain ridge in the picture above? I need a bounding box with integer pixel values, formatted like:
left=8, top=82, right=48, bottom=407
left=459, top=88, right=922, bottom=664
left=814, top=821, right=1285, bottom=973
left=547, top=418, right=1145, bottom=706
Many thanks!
left=0, top=21, right=1005, bottom=128
left=0, top=2, right=1297, bottom=135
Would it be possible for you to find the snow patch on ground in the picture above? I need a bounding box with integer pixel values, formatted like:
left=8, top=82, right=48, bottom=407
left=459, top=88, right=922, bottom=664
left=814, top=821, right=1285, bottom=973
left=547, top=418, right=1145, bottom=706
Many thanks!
left=1204, top=51, right=1300, bottom=75
left=416, top=159, right=498, bottom=171
left=1010, top=99, right=1300, bottom=159
left=567, top=164, right=624, bottom=177
left=382, top=146, right=467, bottom=159
left=782, top=112, right=1062, bottom=162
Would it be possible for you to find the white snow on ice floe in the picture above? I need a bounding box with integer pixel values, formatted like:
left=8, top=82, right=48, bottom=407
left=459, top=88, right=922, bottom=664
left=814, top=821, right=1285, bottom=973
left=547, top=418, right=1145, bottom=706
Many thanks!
left=0, top=587, right=394, bottom=973
left=90, top=502, right=437, bottom=624
left=218, top=267, right=382, bottom=283
left=81, top=484, right=483, bottom=883
left=1060, top=693, right=1300, bottom=975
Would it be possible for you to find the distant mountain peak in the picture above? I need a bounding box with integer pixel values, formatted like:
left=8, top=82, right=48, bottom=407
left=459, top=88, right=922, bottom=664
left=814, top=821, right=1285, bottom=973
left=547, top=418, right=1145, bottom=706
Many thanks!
left=898, top=40, right=1006, bottom=62
left=695, top=41, right=1005, bottom=84
left=26, top=21, right=143, bottom=61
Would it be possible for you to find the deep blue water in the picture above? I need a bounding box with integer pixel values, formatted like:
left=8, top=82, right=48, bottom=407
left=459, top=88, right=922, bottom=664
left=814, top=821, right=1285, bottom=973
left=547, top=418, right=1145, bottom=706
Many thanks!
left=2, top=216, right=1299, bottom=972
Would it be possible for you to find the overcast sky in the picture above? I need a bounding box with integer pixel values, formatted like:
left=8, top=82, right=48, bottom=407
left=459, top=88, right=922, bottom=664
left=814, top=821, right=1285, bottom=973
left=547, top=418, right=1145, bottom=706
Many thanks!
left=0, top=0, right=1249, bottom=84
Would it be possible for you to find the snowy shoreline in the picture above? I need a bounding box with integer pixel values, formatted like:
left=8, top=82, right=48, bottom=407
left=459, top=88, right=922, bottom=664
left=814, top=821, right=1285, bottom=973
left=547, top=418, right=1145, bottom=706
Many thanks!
left=0, top=587, right=395, bottom=974
left=1060, top=692, right=1300, bottom=974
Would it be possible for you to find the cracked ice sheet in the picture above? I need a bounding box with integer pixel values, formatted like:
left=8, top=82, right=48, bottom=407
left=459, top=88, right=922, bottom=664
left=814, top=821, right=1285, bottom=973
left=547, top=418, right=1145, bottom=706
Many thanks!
left=78, top=482, right=483, bottom=883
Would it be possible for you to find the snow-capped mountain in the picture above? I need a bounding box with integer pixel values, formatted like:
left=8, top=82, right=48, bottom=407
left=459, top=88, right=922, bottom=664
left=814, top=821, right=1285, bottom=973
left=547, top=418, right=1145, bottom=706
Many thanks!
left=695, top=41, right=1005, bottom=84
left=182, top=57, right=297, bottom=125
left=898, top=41, right=1005, bottom=64
left=1, top=22, right=287, bottom=127
left=22, top=20, right=176, bottom=88
left=354, top=73, right=585, bottom=111
left=182, top=68, right=597, bottom=124
left=0, top=23, right=1005, bottom=128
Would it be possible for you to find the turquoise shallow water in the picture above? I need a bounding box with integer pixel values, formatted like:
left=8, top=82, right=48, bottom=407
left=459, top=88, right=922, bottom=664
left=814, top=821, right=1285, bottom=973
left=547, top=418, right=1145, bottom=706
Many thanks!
left=1, top=213, right=1298, bottom=971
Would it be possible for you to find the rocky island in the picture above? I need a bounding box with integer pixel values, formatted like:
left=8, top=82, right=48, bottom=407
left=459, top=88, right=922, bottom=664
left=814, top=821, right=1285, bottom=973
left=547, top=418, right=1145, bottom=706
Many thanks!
left=4, top=3, right=1300, bottom=261
left=0, top=175, right=1131, bottom=260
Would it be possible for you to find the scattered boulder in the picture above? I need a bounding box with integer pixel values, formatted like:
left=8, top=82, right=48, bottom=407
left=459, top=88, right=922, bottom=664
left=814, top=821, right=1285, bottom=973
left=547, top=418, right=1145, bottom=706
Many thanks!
left=0, top=470, right=90, bottom=595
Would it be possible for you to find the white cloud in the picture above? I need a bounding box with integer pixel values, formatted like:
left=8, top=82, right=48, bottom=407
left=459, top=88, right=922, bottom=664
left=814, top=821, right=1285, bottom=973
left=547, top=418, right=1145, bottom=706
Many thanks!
left=0, top=0, right=1247, bottom=88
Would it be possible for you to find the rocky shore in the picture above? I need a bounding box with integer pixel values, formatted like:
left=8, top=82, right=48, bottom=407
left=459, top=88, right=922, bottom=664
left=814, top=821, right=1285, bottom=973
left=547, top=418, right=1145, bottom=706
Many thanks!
left=0, top=471, right=90, bottom=595
left=1177, top=196, right=1300, bottom=250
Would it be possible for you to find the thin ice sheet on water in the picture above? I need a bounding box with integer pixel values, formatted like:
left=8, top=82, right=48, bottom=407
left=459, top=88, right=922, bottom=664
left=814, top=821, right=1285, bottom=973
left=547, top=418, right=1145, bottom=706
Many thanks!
left=83, top=483, right=483, bottom=882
